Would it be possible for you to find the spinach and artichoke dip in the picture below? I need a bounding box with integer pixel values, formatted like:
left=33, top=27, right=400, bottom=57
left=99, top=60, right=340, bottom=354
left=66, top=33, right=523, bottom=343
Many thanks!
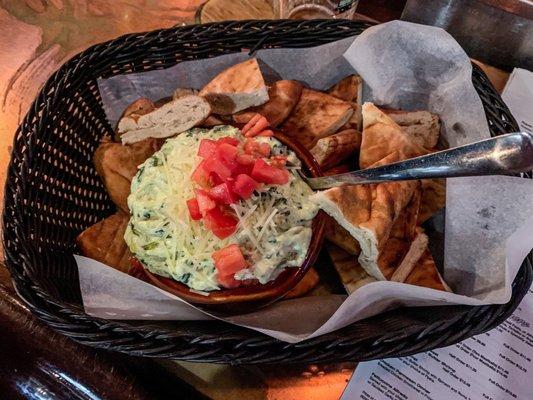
left=124, top=126, right=319, bottom=291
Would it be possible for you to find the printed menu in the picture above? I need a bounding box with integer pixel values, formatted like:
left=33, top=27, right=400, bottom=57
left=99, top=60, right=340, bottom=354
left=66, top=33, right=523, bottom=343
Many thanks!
left=341, top=287, right=533, bottom=399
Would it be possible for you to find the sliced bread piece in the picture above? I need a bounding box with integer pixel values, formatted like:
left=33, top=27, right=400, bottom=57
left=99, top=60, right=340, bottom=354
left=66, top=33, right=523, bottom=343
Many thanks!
left=310, top=128, right=361, bottom=169
left=281, top=88, right=353, bottom=148
left=118, top=95, right=211, bottom=144
left=199, top=58, right=269, bottom=114
left=233, top=80, right=303, bottom=127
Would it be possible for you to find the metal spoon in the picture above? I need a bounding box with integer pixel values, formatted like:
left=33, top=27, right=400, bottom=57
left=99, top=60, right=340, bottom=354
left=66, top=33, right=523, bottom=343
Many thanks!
left=301, top=132, right=533, bottom=190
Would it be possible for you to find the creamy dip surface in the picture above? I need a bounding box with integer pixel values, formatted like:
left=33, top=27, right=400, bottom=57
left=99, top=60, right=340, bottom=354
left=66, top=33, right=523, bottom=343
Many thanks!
left=124, top=126, right=319, bottom=291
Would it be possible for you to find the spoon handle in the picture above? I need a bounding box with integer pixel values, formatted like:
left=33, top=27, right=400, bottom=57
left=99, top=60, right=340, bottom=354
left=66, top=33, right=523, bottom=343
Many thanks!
left=305, top=132, right=533, bottom=190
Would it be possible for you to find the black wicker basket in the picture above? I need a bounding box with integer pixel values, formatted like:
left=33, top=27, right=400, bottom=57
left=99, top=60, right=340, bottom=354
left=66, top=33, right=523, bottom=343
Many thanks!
left=3, top=20, right=532, bottom=365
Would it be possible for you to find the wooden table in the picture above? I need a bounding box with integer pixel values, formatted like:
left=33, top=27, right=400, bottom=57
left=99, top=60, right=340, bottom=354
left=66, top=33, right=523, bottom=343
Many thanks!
left=0, top=1, right=510, bottom=399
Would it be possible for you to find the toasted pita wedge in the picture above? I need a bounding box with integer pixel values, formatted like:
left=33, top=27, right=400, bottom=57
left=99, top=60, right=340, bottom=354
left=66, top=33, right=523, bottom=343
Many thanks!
left=383, top=108, right=440, bottom=149
left=173, top=88, right=199, bottom=100
left=199, top=58, right=269, bottom=115
left=313, top=152, right=419, bottom=280
left=418, top=178, right=446, bottom=224
left=327, top=243, right=377, bottom=294
left=360, top=103, right=428, bottom=169
left=328, top=75, right=363, bottom=130
left=233, top=80, right=303, bottom=127
left=310, top=129, right=361, bottom=169
left=281, top=88, right=353, bottom=148
left=76, top=212, right=132, bottom=273
left=328, top=75, right=362, bottom=102
left=285, top=268, right=320, bottom=299
left=405, top=249, right=451, bottom=292
left=94, top=138, right=160, bottom=213
left=324, top=215, right=361, bottom=255
left=118, top=95, right=211, bottom=144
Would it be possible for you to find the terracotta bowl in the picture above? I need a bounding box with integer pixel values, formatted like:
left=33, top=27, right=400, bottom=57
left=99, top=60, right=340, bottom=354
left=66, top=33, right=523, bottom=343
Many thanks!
left=142, top=130, right=326, bottom=313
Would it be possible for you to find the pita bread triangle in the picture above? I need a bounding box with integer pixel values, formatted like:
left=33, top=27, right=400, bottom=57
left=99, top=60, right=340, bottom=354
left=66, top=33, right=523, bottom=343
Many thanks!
left=359, top=102, right=428, bottom=169
left=199, top=58, right=269, bottom=114
left=313, top=103, right=426, bottom=281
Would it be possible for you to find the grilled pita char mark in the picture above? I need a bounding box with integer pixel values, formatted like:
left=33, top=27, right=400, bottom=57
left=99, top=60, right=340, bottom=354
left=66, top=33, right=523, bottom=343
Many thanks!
left=233, top=80, right=303, bottom=127
left=118, top=95, right=211, bottom=144
left=324, top=215, right=361, bottom=255
left=199, top=58, right=269, bottom=115
left=310, top=129, right=362, bottom=169
left=327, top=74, right=363, bottom=131
left=382, top=108, right=440, bottom=150
left=76, top=212, right=132, bottom=274
left=327, top=243, right=376, bottom=294
left=281, top=88, right=354, bottom=149
left=94, top=138, right=160, bottom=213
left=359, top=102, right=428, bottom=169
left=284, top=267, right=320, bottom=299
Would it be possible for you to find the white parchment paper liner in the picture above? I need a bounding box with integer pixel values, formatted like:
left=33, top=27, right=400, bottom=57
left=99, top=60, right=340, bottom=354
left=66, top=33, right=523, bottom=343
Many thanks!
left=76, top=21, right=533, bottom=343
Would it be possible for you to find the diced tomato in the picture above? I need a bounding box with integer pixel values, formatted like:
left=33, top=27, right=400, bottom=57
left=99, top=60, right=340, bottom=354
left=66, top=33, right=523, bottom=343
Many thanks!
left=197, top=139, right=217, bottom=158
left=270, top=155, right=287, bottom=168
left=258, top=142, right=271, bottom=157
left=202, top=156, right=232, bottom=181
left=244, top=116, right=269, bottom=137
left=191, top=160, right=210, bottom=187
left=203, top=207, right=238, bottom=239
left=215, top=143, right=239, bottom=171
left=186, top=198, right=202, bottom=220
left=195, top=189, right=216, bottom=215
left=251, top=159, right=290, bottom=185
left=257, top=129, right=274, bottom=137
left=209, top=172, right=224, bottom=186
left=216, top=137, right=240, bottom=147
left=209, top=182, right=239, bottom=204
left=212, top=244, right=247, bottom=277
left=217, top=274, right=242, bottom=289
left=241, top=113, right=262, bottom=134
left=244, top=138, right=271, bottom=158
left=233, top=174, right=258, bottom=199
left=236, top=153, right=255, bottom=166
